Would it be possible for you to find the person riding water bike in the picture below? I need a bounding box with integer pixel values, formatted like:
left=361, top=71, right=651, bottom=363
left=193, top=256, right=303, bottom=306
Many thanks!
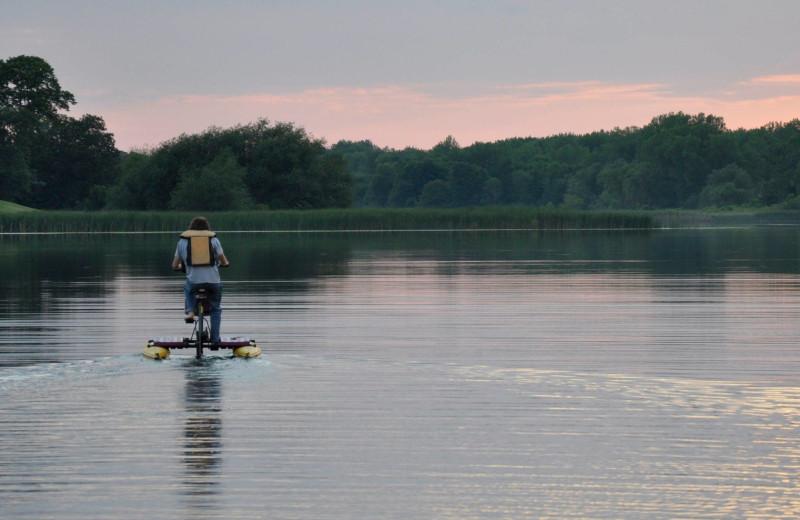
left=172, top=216, right=229, bottom=343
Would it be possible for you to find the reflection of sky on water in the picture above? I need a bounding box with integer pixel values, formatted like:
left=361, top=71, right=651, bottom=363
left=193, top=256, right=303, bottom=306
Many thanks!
left=2, top=230, right=800, bottom=518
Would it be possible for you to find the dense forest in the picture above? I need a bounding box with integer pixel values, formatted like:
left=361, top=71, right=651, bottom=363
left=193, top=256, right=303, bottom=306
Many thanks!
left=108, top=120, right=353, bottom=211
left=335, top=115, right=800, bottom=210
left=2, top=55, right=800, bottom=211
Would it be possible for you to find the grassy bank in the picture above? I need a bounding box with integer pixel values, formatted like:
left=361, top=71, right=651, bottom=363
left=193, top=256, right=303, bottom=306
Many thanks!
left=0, top=200, right=38, bottom=214
left=0, top=207, right=655, bottom=233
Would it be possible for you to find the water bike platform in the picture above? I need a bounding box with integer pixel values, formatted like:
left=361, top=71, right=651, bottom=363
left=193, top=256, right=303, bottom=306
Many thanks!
left=143, top=336, right=261, bottom=360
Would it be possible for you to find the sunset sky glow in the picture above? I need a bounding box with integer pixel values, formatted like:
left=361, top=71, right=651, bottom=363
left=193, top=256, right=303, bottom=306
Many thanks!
left=3, top=0, right=799, bottom=151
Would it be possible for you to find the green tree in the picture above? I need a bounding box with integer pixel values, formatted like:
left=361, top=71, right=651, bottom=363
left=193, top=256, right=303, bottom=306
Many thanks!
left=597, top=160, right=656, bottom=209
left=0, top=55, right=78, bottom=203
left=449, top=162, right=488, bottom=207
left=106, top=152, right=152, bottom=210
left=698, top=163, right=754, bottom=207
left=244, top=121, right=352, bottom=209
left=330, top=140, right=384, bottom=206
left=481, top=177, right=502, bottom=205
left=112, top=120, right=354, bottom=210
left=0, top=144, right=34, bottom=202
left=0, top=56, right=118, bottom=208
left=562, top=164, right=600, bottom=210
left=29, top=114, right=118, bottom=209
left=431, top=135, right=461, bottom=160
left=315, top=153, right=354, bottom=208
left=536, top=162, right=569, bottom=206
left=170, top=148, right=252, bottom=211
left=0, top=55, right=75, bottom=118
left=756, top=120, right=800, bottom=204
left=636, top=112, right=732, bottom=207
left=365, top=163, right=397, bottom=206
left=418, top=179, right=452, bottom=207
left=388, top=158, right=446, bottom=207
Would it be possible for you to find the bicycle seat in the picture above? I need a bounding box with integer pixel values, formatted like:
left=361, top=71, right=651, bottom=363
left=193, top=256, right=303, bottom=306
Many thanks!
left=193, top=289, right=211, bottom=315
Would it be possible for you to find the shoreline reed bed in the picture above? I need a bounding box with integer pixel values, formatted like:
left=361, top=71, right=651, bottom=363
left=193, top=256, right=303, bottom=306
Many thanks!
left=0, top=207, right=655, bottom=233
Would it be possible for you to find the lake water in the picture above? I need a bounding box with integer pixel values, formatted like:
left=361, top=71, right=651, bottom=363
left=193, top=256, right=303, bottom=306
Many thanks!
left=2, top=228, right=800, bottom=519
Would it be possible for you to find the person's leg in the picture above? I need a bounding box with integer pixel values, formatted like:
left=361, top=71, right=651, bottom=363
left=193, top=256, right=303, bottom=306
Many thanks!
left=208, top=283, right=223, bottom=342
left=184, top=281, right=195, bottom=320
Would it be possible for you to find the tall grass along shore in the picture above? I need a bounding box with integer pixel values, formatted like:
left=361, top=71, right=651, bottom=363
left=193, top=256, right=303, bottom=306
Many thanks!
left=0, top=207, right=654, bottom=233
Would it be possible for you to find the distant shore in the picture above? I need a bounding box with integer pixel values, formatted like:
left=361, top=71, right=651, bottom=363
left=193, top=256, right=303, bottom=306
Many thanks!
left=1, top=205, right=799, bottom=233
left=0, top=207, right=652, bottom=233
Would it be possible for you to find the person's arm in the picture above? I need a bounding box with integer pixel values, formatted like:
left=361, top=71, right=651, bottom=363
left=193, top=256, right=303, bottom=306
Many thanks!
left=218, top=253, right=230, bottom=267
left=172, top=256, right=183, bottom=271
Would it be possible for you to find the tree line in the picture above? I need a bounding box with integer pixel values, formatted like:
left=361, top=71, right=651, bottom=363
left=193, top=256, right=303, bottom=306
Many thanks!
left=2, top=55, right=800, bottom=212
left=0, top=55, right=353, bottom=211
left=334, top=114, right=800, bottom=210
left=109, top=120, right=353, bottom=211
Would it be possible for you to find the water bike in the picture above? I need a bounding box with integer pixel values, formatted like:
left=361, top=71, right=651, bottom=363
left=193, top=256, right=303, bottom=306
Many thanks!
left=142, top=288, right=260, bottom=360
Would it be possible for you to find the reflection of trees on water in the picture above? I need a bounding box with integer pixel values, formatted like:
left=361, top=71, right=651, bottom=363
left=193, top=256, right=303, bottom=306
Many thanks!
left=181, top=359, right=223, bottom=515
left=0, top=233, right=358, bottom=313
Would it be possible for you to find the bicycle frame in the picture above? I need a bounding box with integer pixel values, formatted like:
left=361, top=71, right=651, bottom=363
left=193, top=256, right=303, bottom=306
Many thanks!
left=191, top=289, right=211, bottom=359
left=144, top=279, right=260, bottom=360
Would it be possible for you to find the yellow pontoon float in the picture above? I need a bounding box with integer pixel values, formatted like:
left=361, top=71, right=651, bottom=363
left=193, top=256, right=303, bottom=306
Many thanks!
left=142, top=289, right=260, bottom=360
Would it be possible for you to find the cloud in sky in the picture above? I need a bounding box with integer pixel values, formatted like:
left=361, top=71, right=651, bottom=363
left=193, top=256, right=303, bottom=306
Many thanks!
left=745, top=75, right=800, bottom=85
left=84, top=78, right=800, bottom=150
left=3, top=0, right=800, bottom=150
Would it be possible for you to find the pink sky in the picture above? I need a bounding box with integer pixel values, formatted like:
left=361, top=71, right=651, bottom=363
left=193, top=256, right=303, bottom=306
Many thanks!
left=6, top=1, right=799, bottom=151
left=86, top=75, right=800, bottom=151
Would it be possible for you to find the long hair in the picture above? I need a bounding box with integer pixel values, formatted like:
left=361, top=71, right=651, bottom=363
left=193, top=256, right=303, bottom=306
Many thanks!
left=188, top=216, right=211, bottom=231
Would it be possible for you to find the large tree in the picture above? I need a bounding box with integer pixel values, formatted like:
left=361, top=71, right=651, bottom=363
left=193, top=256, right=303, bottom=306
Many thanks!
left=170, top=148, right=252, bottom=211
left=0, top=55, right=75, bottom=118
left=107, top=120, right=354, bottom=210
left=0, top=56, right=76, bottom=166
left=0, top=55, right=117, bottom=208
left=29, top=114, right=119, bottom=209
left=0, top=55, right=78, bottom=203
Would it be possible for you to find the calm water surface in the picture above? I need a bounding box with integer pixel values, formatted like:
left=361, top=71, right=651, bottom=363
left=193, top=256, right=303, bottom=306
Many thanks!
left=2, top=229, right=800, bottom=519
